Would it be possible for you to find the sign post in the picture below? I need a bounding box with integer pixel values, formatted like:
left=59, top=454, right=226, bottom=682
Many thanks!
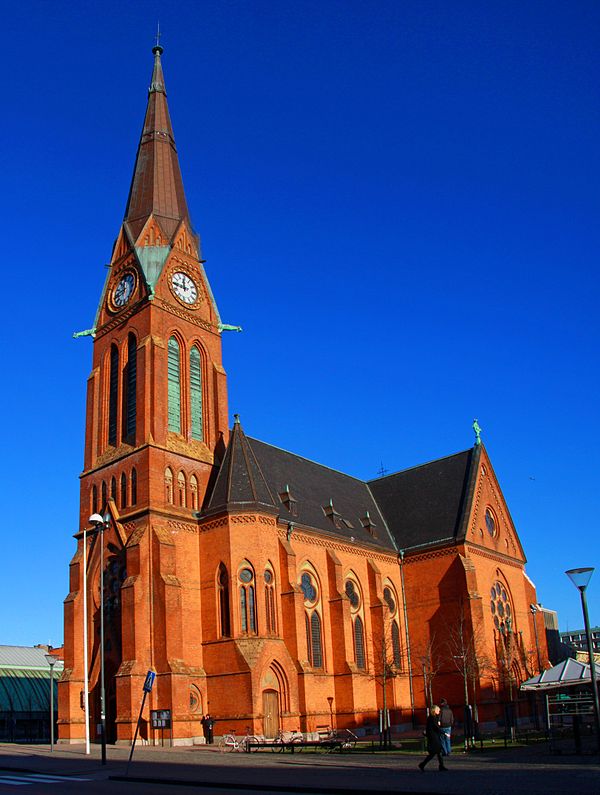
left=126, top=670, right=156, bottom=775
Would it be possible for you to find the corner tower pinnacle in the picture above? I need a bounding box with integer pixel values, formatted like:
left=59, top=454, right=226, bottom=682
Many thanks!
left=123, top=45, right=194, bottom=245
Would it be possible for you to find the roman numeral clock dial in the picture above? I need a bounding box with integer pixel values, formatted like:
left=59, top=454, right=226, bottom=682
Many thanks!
left=111, top=272, right=135, bottom=309
left=171, top=271, right=200, bottom=306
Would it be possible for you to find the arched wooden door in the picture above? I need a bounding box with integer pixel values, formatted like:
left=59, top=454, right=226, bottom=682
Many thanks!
left=262, top=689, right=280, bottom=738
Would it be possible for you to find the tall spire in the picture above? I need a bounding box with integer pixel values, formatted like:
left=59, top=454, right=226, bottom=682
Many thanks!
left=123, top=44, right=193, bottom=244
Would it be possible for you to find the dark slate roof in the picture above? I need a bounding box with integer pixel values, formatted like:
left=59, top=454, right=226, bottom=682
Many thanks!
left=202, top=422, right=395, bottom=551
left=368, top=447, right=478, bottom=551
left=204, top=418, right=279, bottom=516
left=202, top=421, right=481, bottom=554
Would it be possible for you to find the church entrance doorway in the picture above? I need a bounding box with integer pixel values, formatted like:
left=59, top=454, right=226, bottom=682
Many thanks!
left=262, top=690, right=279, bottom=738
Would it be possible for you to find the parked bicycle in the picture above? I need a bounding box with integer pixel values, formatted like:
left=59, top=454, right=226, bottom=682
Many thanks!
left=272, top=728, right=304, bottom=752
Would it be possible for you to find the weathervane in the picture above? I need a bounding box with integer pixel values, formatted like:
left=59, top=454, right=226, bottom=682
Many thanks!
left=473, top=418, right=482, bottom=446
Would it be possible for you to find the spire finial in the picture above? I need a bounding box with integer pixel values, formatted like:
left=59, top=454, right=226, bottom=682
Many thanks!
left=473, top=418, right=482, bottom=446
left=153, top=22, right=163, bottom=55
left=234, top=414, right=241, bottom=425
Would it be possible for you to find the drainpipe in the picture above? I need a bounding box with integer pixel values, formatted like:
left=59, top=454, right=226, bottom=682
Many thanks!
left=398, top=550, right=415, bottom=727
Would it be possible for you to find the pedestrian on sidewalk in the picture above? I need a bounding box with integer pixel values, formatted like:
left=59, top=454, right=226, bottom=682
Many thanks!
left=439, top=698, right=454, bottom=756
left=418, top=705, right=448, bottom=773
left=201, top=714, right=215, bottom=744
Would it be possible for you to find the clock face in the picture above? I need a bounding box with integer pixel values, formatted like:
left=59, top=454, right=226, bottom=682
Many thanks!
left=113, top=273, right=135, bottom=307
left=171, top=271, right=199, bottom=305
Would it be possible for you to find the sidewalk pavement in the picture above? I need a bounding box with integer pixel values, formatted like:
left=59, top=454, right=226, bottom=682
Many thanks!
left=0, top=740, right=598, bottom=794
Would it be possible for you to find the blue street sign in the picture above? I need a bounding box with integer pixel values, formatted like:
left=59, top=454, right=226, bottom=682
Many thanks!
left=143, top=670, right=156, bottom=693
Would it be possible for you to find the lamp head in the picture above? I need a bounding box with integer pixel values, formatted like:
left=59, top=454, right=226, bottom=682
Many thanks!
left=45, top=654, right=58, bottom=668
left=89, top=513, right=105, bottom=527
left=565, top=567, right=595, bottom=592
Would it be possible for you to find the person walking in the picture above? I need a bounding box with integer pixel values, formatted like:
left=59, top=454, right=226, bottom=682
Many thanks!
left=201, top=714, right=215, bottom=744
left=418, top=705, right=448, bottom=772
left=439, top=698, right=454, bottom=756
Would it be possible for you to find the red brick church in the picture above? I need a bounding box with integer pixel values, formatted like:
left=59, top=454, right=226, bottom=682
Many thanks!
left=58, top=46, right=548, bottom=745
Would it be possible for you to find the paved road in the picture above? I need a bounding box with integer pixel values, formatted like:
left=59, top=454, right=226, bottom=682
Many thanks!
left=0, top=741, right=598, bottom=794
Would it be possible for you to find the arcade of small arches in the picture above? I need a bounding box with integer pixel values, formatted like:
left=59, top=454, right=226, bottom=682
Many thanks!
left=90, top=468, right=138, bottom=515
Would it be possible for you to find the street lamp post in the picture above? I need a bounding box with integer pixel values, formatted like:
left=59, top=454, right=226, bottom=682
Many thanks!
left=530, top=604, right=542, bottom=673
left=565, top=568, right=600, bottom=753
left=327, top=696, right=334, bottom=731
left=89, top=512, right=110, bottom=765
left=45, top=654, right=58, bottom=751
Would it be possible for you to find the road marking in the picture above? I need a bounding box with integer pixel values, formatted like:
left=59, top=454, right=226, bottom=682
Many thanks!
left=0, top=774, right=91, bottom=787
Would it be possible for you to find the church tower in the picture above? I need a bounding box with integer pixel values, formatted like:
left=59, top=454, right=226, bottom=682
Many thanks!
left=59, top=44, right=229, bottom=744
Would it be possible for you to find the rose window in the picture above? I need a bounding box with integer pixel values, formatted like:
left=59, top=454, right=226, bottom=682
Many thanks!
left=490, top=581, right=512, bottom=633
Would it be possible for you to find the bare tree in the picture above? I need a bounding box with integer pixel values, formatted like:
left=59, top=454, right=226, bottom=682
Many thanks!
left=418, top=633, right=442, bottom=711
left=444, top=606, right=491, bottom=747
left=369, top=620, right=402, bottom=747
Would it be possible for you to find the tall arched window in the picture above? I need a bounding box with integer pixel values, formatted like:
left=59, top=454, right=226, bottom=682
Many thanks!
left=190, top=346, right=203, bottom=441
left=345, top=578, right=366, bottom=670
left=218, top=564, right=231, bottom=637
left=110, top=476, right=117, bottom=501
left=391, top=621, right=402, bottom=668
left=165, top=468, right=174, bottom=504
left=177, top=471, right=186, bottom=507
left=190, top=475, right=198, bottom=510
left=108, top=344, right=119, bottom=446
left=239, top=566, right=257, bottom=634
left=307, top=612, right=323, bottom=668
left=167, top=337, right=182, bottom=433
left=101, top=481, right=107, bottom=509
left=122, top=333, right=137, bottom=442
left=131, top=468, right=137, bottom=506
left=354, top=615, right=366, bottom=669
left=264, top=569, right=276, bottom=634
left=301, top=570, right=323, bottom=669
left=120, top=472, right=127, bottom=509
left=91, top=484, right=98, bottom=515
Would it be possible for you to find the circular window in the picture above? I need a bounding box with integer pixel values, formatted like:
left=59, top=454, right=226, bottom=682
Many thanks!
left=490, top=579, right=513, bottom=634
left=300, top=572, right=317, bottom=604
left=264, top=570, right=273, bottom=584
left=485, top=508, right=496, bottom=537
left=239, top=568, right=253, bottom=583
left=383, top=586, right=396, bottom=614
left=345, top=580, right=360, bottom=610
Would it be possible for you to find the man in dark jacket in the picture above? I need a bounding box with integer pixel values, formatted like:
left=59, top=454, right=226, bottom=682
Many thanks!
left=418, top=705, right=448, bottom=772
left=201, top=714, right=215, bottom=744
left=439, top=698, right=454, bottom=755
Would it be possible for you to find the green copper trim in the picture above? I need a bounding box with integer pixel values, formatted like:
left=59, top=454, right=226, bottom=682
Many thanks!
left=473, top=418, right=482, bottom=446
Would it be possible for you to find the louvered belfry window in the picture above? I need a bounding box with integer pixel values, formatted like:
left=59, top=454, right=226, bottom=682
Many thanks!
left=122, top=333, right=137, bottom=442
left=108, top=344, right=119, bottom=445
left=168, top=337, right=181, bottom=433
left=190, top=346, right=203, bottom=441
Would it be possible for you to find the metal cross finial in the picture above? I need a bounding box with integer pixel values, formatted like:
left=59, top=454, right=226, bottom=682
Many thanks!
left=155, top=22, right=161, bottom=48
left=473, top=418, right=482, bottom=446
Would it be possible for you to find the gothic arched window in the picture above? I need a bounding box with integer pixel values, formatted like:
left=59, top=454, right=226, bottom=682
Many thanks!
left=176, top=471, right=185, bottom=507
left=167, top=337, right=182, bottom=433
left=218, top=564, right=231, bottom=638
left=101, top=481, right=107, bottom=510
left=190, top=346, right=203, bottom=441
left=239, top=566, right=257, bottom=634
left=301, top=570, right=323, bottom=669
left=122, top=333, right=137, bottom=442
left=120, top=472, right=127, bottom=509
left=391, top=620, right=402, bottom=668
left=190, top=475, right=198, bottom=510
left=354, top=615, right=366, bottom=669
left=264, top=568, right=276, bottom=634
left=110, top=476, right=117, bottom=502
left=91, top=484, right=98, bottom=515
left=165, top=468, right=174, bottom=504
left=131, top=468, right=137, bottom=506
left=108, top=344, right=119, bottom=446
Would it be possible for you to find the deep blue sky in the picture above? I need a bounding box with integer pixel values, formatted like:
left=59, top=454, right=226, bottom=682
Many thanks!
left=1, top=1, right=598, bottom=646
